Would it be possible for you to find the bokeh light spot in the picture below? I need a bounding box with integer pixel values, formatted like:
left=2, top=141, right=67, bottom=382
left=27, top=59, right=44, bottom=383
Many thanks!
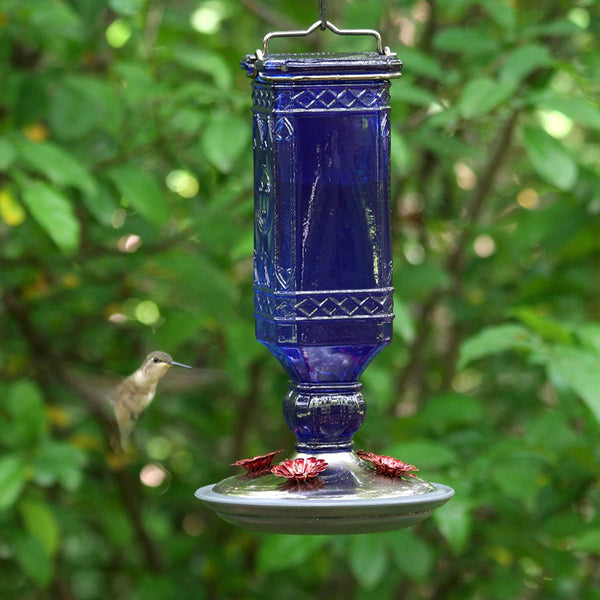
left=538, top=110, right=573, bottom=139
left=117, top=234, right=142, bottom=253
left=106, top=19, right=132, bottom=48
left=146, top=436, right=172, bottom=461
left=139, top=463, right=168, bottom=487
left=108, top=312, right=128, bottom=323
left=190, top=2, right=226, bottom=34
left=0, top=190, right=26, bottom=226
left=403, top=240, right=425, bottom=265
left=454, top=162, right=477, bottom=190
left=166, top=170, right=199, bottom=198
left=135, top=300, right=160, bottom=325
left=473, top=234, right=496, bottom=258
left=517, top=188, right=539, bottom=210
left=111, top=209, right=127, bottom=229
left=568, top=8, right=590, bottom=29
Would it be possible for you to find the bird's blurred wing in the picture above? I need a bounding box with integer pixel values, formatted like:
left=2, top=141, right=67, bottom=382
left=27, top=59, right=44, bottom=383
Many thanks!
left=158, top=367, right=225, bottom=394
left=61, top=363, right=123, bottom=406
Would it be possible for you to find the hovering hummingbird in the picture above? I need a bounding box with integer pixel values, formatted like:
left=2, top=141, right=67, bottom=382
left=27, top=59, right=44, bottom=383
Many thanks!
left=113, top=351, right=193, bottom=449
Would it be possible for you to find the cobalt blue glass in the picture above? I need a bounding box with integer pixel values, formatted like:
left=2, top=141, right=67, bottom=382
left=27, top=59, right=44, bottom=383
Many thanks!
left=242, top=52, right=403, bottom=453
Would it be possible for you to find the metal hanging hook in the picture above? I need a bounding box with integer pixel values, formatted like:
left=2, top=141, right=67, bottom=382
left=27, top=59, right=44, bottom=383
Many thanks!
left=254, top=0, right=395, bottom=59
left=318, top=0, right=327, bottom=30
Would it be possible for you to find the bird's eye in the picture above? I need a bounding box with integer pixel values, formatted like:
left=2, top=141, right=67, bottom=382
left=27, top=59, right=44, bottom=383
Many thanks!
left=153, top=357, right=160, bottom=363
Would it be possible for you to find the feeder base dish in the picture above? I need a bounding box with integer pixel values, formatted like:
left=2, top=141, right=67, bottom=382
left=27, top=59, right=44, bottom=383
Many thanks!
left=195, top=452, right=454, bottom=534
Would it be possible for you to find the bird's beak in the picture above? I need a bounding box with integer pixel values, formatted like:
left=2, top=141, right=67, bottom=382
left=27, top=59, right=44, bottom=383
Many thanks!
left=170, top=360, right=193, bottom=369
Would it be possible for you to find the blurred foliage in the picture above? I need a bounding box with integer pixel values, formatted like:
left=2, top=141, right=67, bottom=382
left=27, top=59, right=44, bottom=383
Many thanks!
left=1, top=0, right=600, bottom=598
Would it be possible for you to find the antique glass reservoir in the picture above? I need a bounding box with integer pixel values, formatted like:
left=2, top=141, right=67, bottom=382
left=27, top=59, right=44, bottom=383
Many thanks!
left=196, top=9, right=454, bottom=535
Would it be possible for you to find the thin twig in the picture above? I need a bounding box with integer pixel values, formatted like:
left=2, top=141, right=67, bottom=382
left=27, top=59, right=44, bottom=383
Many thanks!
left=230, top=358, right=263, bottom=463
left=239, top=0, right=298, bottom=30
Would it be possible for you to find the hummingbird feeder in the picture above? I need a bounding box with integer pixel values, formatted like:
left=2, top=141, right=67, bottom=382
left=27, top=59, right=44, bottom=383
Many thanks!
left=196, top=1, right=454, bottom=534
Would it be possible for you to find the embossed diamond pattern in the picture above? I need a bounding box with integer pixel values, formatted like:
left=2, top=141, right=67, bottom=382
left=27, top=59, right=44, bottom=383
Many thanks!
left=255, top=291, right=393, bottom=320
left=290, top=88, right=386, bottom=110
left=253, top=85, right=389, bottom=111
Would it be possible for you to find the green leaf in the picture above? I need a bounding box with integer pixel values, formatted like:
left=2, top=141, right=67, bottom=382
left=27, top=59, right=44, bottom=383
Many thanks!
left=19, top=500, right=60, bottom=557
left=26, top=0, right=82, bottom=41
left=490, top=453, right=546, bottom=509
left=522, top=125, right=578, bottom=190
left=389, top=530, right=434, bottom=581
left=0, top=455, right=27, bottom=511
left=522, top=19, right=584, bottom=40
left=419, top=393, right=484, bottom=434
left=545, top=347, right=600, bottom=423
left=0, top=137, right=16, bottom=170
left=20, top=181, right=80, bottom=253
left=394, top=262, right=451, bottom=301
left=480, top=0, right=516, bottom=33
left=433, top=28, right=499, bottom=54
left=458, top=77, right=516, bottom=119
left=348, top=534, right=388, bottom=589
left=572, top=529, right=600, bottom=554
left=574, top=323, right=600, bottom=356
left=14, top=533, right=53, bottom=587
left=499, top=44, right=551, bottom=83
left=171, top=46, right=233, bottom=90
left=393, top=84, right=437, bottom=107
left=458, top=324, right=534, bottom=369
left=155, top=253, right=239, bottom=318
left=387, top=440, right=458, bottom=471
left=392, top=295, right=415, bottom=343
left=256, top=535, right=326, bottom=573
left=433, top=496, right=472, bottom=554
left=16, top=140, right=96, bottom=195
left=49, top=76, right=124, bottom=139
left=513, top=308, right=573, bottom=344
left=344, top=0, right=386, bottom=30
left=196, top=205, right=245, bottom=254
left=107, top=165, right=170, bottom=226
left=394, top=47, right=443, bottom=80
left=31, top=440, right=86, bottom=491
left=0, top=380, right=46, bottom=447
left=391, top=132, right=415, bottom=178
left=113, top=62, right=156, bottom=105
left=109, top=0, right=145, bottom=16
left=82, top=181, right=119, bottom=226
left=526, top=412, right=580, bottom=455
left=202, top=112, right=250, bottom=173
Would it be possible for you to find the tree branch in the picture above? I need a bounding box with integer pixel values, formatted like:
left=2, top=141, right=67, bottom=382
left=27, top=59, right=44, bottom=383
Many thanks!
left=440, top=109, right=520, bottom=388
left=393, top=109, right=520, bottom=408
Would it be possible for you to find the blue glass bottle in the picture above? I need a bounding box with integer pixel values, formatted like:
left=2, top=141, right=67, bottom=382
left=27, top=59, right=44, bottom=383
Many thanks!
left=242, top=52, right=403, bottom=453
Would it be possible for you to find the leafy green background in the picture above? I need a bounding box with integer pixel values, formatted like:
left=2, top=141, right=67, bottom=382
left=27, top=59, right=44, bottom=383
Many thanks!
left=1, top=0, right=600, bottom=598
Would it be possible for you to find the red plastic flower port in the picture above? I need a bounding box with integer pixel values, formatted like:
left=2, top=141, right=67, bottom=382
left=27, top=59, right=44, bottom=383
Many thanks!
left=232, top=450, right=283, bottom=473
left=357, top=450, right=419, bottom=478
left=271, top=457, right=328, bottom=482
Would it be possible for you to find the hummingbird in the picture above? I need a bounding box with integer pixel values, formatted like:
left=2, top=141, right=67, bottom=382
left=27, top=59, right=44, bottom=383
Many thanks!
left=113, top=351, right=193, bottom=450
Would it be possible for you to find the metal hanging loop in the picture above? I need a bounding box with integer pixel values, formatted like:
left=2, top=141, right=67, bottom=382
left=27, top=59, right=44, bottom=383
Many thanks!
left=259, top=0, right=391, bottom=57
